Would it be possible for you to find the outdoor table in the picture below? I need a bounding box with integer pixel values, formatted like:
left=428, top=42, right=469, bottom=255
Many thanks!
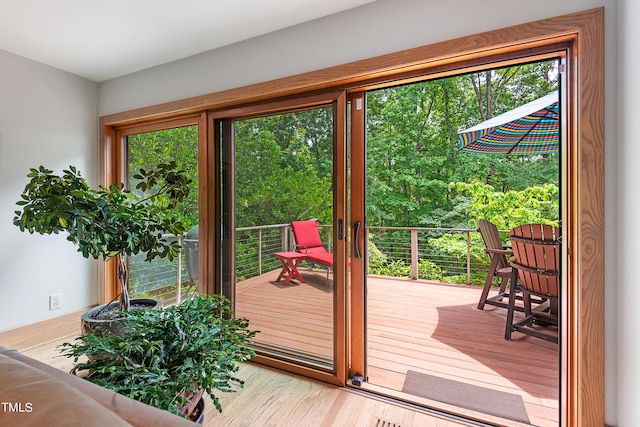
left=274, top=251, right=306, bottom=286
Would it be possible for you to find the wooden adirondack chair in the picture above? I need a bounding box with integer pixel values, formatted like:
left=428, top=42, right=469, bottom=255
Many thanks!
left=505, top=223, right=560, bottom=343
left=476, top=219, right=513, bottom=310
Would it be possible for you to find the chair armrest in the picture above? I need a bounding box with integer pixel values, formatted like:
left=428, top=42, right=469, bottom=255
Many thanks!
left=485, top=248, right=513, bottom=256
left=294, top=244, right=309, bottom=254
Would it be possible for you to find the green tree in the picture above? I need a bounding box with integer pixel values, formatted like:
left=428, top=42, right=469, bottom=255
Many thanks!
left=365, top=59, right=560, bottom=230
left=234, top=107, right=334, bottom=227
left=128, top=126, right=199, bottom=229
left=366, top=82, right=453, bottom=227
left=450, top=181, right=559, bottom=230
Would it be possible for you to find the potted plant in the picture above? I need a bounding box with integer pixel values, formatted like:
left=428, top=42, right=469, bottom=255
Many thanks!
left=13, top=162, right=191, bottom=332
left=59, top=294, right=257, bottom=422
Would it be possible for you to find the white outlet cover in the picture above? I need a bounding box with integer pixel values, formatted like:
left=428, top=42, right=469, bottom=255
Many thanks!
left=49, top=294, right=63, bottom=310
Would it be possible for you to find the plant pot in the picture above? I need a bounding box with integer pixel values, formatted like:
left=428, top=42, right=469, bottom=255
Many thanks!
left=188, top=396, right=205, bottom=424
left=181, top=388, right=204, bottom=421
left=80, top=298, right=162, bottom=336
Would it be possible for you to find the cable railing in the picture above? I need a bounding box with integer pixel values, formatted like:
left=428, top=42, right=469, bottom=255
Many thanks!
left=130, top=223, right=504, bottom=304
left=366, top=226, right=487, bottom=284
left=129, top=234, right=195, bottom=306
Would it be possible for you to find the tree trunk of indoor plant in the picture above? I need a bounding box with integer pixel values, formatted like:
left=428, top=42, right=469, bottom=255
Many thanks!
left=117, top=253, right=130, bottom=312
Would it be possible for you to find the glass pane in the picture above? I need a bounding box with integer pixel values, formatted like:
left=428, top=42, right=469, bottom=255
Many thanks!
left=233, top=106, right=335, bottom=369
left=126, top=125, right=199, bottom=305
left=363, top=61, right=560, bottom=425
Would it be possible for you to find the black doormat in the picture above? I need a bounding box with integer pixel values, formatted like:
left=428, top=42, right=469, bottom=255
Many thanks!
left=402, top=370, right=530, bottom=424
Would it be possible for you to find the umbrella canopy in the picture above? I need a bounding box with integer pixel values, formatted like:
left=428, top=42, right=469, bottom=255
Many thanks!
left=457, top=91, right=558, bottom=155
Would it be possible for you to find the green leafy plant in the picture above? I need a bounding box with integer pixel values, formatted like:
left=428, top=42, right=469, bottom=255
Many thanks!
left=449, top=181, right=559, bottom=229
left=59, top=294, right=257, bottom=417
left=13, top=162, right=191, bottom=311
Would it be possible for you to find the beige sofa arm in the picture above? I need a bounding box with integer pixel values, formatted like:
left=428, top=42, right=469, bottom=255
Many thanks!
left=0, top=346, right=196, bottom=426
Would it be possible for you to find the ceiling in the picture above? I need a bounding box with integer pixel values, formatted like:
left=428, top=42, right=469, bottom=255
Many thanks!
left=0, top=0, right=377, bottom=82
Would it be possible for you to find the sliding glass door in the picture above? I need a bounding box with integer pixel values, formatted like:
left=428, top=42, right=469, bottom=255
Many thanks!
left=216, top=92, right=348, bottom=382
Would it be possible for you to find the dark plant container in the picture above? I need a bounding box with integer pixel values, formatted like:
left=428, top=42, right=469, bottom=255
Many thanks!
left=80, top=298, right=162, bottom=336
left=189, top=397, right=205, bottom=425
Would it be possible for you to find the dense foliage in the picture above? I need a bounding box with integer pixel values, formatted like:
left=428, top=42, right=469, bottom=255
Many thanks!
left=127, top=61, right=559, bottom=232
left=128, top=126, right=199, bottom=230
left=234, top=108, right=334, bottom=227
left=60, top=294, right=256, bottom=417
left=366, top=61, right=559, bottom=229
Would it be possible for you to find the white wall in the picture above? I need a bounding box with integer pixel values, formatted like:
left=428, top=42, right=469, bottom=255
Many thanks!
left=98, top=0, right=615, bottom=116
left=618, top=1, right=638, bottom=426
left=0, top=49, right=99, bottom=331
left=100, top=0, right=622, bottom=424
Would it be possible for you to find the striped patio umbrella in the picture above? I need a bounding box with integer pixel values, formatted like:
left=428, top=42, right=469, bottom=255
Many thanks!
left=457, top=91, right=558, bottom=155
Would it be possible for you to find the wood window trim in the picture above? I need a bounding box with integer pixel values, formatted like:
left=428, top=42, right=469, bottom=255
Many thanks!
left=100, top=8, right=605, bottom=426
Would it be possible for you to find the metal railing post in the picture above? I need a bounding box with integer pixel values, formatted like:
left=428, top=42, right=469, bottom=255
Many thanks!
left=466, top=230, right=471, bottom=285
left=258, top=229, right=263, bottom=276
left=411, top=228, right=418, bottom=280
left=282, top=225, right=289, bottom=251
left=176, top=234, right=182, bottom=304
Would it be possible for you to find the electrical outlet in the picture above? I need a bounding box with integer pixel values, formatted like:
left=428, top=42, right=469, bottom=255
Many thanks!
left=49, top=293, right=63, bottom=310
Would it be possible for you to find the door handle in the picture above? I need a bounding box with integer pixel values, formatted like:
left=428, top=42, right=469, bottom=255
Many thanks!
left=353, top=221, right=361, bottom=259
left=338, top=219, right=344, bottom=240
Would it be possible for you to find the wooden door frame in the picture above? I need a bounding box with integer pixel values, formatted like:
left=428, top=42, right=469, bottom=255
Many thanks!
left=100, top=8, right=604, bottom=426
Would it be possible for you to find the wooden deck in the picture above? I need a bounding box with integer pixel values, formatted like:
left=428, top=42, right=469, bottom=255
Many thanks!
left=236, top=269, right=559, bottom=426
left=236, top=269, right=334, bottom=363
